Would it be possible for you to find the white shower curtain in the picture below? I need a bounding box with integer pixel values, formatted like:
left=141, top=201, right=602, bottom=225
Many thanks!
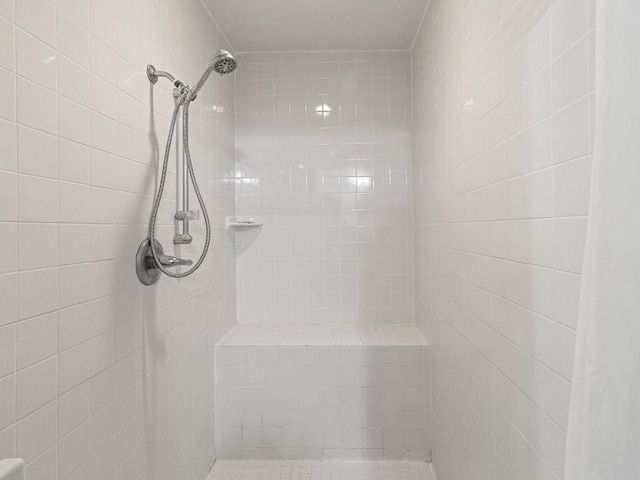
left=565, top=0, right=640, bottom=479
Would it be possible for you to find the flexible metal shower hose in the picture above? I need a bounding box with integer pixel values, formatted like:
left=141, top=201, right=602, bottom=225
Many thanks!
left=147, top=90, right=211, bottom=278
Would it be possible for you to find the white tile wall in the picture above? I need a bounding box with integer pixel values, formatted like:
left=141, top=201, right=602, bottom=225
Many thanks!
left=412, top=0, right=594, bottom=479
left=214, top=342, right=430, bottom=461
left=235, top=51, right=414, bottom=326
left=0, top=1, right=236, bottom=479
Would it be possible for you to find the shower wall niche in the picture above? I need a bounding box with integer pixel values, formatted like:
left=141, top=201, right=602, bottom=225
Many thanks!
left=234, top=51, right=414, bottom=325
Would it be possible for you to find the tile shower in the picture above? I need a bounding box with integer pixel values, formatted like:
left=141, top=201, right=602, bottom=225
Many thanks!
left=217, top=50, right=426, bottom=461
left=0, top=0, right=597, bottom=480
left=234, top=51, right=414, bottom=326
left=214, top=329, right=430, bottom=460
left=413, top=0, right=594, bottom=478
left=0, top=0, right=235, bottom=479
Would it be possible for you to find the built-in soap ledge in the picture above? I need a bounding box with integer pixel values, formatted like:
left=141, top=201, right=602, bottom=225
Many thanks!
left=225, top=216, right=263, bottom=231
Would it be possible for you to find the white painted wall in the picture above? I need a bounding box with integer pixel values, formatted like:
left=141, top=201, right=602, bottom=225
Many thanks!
left=234, top=51, right=414, bottom=326
left=412, top=0, right=594, bottom=478
left=0, top=0, right=236, bottom=478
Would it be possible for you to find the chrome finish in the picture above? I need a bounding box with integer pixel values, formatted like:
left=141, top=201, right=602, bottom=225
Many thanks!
left=175, top=210, right=199, bottom=221
left=182, top=128, right=190, bottom=242
left=146, top=64, right=160, bottom=84
left=140, top=48, right=237, bottom=285
left=189, top=50, right=237, bottom=100
left=173, top=233, right=193, bottom=245
left=135, top=238, right=193, bottom=286
left=147, top=50, right=236, bottom=101
left=152, top=254, right=193, bottom=268
left=147, top=64, right=176, bottom=84
left=147, top=64, right=187, bottom=91
left=172, top=91, right=192, bottom=246
left=212, top=53, right=237, bottom=75
left=136, top=238, right=163, bottom=286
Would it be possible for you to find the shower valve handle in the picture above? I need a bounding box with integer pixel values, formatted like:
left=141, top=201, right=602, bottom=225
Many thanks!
left=147, top=254, right=193, bottom=269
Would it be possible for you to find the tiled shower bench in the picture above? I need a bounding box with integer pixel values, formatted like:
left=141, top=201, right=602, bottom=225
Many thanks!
left=214, top=325, right=431, bottom=460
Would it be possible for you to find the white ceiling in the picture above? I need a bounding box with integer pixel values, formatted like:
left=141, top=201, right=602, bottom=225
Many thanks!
left=203, top=0, right=430, bottom=52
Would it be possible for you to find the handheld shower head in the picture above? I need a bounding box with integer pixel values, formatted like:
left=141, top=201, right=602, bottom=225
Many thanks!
left=190, top=49, right=237, bottom=100
left=212, top=49, right=237, bottom=76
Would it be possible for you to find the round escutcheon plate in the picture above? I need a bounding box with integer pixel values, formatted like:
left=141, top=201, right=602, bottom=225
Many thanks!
left=135, top=238, right=164, bottom=286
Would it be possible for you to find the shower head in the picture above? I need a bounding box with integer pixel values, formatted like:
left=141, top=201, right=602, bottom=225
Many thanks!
left=190, top=49, right=237, bottom=100
left=212, top=49, right=237, bottom=75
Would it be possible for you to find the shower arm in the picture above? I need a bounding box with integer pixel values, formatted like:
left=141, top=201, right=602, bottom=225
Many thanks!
left=146, top=65, right=189, bottom=92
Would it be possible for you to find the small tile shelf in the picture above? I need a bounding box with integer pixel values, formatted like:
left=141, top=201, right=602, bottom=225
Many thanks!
left=225, top=216, right=263, bottom=231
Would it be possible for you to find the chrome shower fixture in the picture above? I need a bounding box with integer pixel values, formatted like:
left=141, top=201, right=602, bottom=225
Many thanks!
left=136, top=49, right=238, bottom=286
left=145, top=49, right=237, bottom=100
left=191, top=50, right=237, bottom=99
left=213, top=51, right=238, bottom=75
left=146, top=65, right=186, bottom=89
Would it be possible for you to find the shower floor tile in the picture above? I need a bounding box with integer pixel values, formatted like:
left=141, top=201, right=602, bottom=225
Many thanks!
left=206, top=459, right=436, bottom=480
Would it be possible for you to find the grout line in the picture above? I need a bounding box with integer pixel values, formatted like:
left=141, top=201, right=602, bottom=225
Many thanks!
left=409, top=0, right=432, bottom=53
left=196, top=0, right=236, bottom=54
